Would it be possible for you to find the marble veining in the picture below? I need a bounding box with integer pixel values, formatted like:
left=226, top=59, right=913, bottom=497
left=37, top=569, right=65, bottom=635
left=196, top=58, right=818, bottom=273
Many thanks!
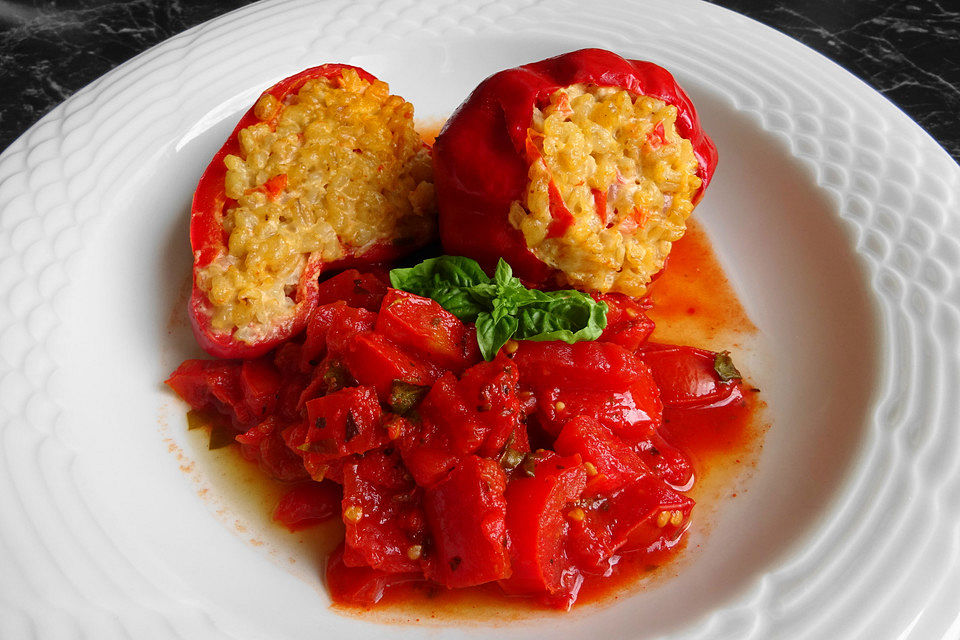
left=0, top=0, right=957, bottom=163
left=710, top=0, right=960, bottom=163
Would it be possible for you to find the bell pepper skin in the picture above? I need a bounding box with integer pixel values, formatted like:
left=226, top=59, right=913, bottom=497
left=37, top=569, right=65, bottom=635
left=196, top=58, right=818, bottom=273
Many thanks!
left=433, top=48, right=718, bottom=287
left=189, top=64, right=428, bottom=359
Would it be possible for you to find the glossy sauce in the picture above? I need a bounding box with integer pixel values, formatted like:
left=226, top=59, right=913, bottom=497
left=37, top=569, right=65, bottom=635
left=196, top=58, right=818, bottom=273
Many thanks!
left=333, top=219, right=766, bottom=620
left=176, top=217, right=766, bottom=622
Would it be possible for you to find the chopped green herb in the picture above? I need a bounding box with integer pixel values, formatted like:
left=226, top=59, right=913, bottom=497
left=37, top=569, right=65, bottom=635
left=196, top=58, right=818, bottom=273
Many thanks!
left=390, top=256, right=607, bottom=360
left=389, top=380, right=430, bottom=415
left=499, top=448, right=525, bottom=472
left=520, top=455, right=537, bottom=478
left=185, top=409, right=208, bottom=431
left=208, top=425, right=236, bottom=450
left=714, top=350, right=742, bottom=382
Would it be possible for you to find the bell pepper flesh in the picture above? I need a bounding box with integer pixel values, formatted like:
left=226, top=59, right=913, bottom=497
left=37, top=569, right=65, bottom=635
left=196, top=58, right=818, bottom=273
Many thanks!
left=189, top=64, right=434, bottom=359
left=434, top=48, right=718, bottom=294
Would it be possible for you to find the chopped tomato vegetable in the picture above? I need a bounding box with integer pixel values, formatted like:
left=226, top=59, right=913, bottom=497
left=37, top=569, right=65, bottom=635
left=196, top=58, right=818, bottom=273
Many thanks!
left=273, top=481, right=342, bottom=531
left=166, top=273, right=752, bottom=609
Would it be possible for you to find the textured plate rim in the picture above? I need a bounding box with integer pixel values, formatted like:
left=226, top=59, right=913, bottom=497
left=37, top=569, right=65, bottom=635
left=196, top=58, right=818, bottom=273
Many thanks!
left=1, top=1, right=958, bottom=639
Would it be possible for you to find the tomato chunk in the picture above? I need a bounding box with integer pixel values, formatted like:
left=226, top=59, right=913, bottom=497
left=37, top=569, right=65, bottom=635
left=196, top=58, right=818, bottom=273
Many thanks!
left=595, top=293, right=655, bottom=350
left=554, top=417, right=693, bottom=567
left=239, top=358, right=282, bottom=419
left=302, top=386, right=386, bottom=460
left=637, top=344, right=740, bottom=408
left=316, top=269, right=388, bottom=311
left=513, top=341, right=650, bottom=391
left=273, top=481, right=342, bottom=531
left=500, top=453, right=586, bottom=605
left=416, top=355, right=521, bottom=457
left=423, top=456, right=510, bottom=588
left=342, top=448, right=430, bottom=574
left=236, top=416, right=309, bottom=482
left=342, top=332, right=442, bottom=401
left=300, top=302, right=377, bottom=372
left=376, top=289, right=476, bottom=372
left=514, top=341, right=661, bottom=441
left=326, top=543, right=421, bottom=607
left=166, top=358, right=261, bottom=427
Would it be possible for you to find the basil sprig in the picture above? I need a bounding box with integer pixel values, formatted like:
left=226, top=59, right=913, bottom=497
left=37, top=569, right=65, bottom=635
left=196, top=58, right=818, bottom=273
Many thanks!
left=390, top=256, right=608, bottom=360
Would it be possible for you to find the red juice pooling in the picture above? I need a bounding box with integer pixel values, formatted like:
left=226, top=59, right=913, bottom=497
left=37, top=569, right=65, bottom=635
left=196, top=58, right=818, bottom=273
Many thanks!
left=167, top=219, right=765, bottom=615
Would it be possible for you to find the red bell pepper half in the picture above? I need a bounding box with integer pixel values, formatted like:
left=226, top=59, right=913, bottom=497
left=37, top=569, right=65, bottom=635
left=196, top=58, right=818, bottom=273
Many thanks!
left=189, top=64, right=430, bottom=359
left=433, top=48, right=718, bottom=288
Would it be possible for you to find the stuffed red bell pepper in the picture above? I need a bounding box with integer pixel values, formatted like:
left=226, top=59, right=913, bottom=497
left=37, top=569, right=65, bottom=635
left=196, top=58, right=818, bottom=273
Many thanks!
left=433, top=48, right=717, bottom=297
left=190, top=64, right=436, bottom=359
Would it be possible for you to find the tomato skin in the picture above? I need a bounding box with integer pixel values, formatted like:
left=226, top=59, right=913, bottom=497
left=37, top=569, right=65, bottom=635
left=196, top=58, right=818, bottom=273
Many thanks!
left=423, top=456, right=511, bottom=588
left=341, top=332, right=442, bottom=402
left=273, top=481, right=343, bottom=531
left=500, top=453, right=586, bottom=601
left=376, top=289, right=476, bottom=372
left=302, top=386, right=386, bottom=460
left=637, top=343, right=741, bottom=408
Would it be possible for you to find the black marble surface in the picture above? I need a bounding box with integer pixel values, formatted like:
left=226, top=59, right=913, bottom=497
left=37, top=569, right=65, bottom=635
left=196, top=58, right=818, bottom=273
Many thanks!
left=0, top=0, right=957, bottom=163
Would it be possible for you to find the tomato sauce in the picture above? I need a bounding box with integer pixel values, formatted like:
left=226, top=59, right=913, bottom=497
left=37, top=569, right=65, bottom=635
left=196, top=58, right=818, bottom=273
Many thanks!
left=329, top=220, right=765, bottom=620
left=170, top=218, right=766, bottom=623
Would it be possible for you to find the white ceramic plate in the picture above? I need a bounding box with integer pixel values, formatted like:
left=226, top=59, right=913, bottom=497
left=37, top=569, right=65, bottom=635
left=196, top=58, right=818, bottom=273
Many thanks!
left=2, top=0, right=958, bottom=638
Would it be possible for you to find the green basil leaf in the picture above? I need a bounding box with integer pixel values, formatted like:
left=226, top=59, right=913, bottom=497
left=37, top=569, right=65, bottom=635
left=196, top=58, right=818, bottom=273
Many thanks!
left=429, top=286, right=487, bottom=321
left=516, top=293, right=608, bottom=343
left=475, top=312, right=519, bottom=361
left=390, top=256, right=491, bottom=295
left=390, top=256, right=609, bottom=361
left=494, top=258, right=514, bottom=288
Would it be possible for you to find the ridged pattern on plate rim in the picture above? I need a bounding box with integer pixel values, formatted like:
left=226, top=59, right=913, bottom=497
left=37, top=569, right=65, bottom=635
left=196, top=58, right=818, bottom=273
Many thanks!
left=0, top=0, right=957, bottom=638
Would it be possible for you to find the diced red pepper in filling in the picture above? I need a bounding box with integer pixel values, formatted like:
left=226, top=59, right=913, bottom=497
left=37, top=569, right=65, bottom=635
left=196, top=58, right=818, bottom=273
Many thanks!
left=375, top=289, right=477, bottom=372
left=500, top=452, right=586, bottom=607
left=273, top=481, right=343, bottom=531
left=302, top=386, right=386, bottom=460
left=341, top=448, right=431, bottom=574
left=423, top=456, right=511, bottom=588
